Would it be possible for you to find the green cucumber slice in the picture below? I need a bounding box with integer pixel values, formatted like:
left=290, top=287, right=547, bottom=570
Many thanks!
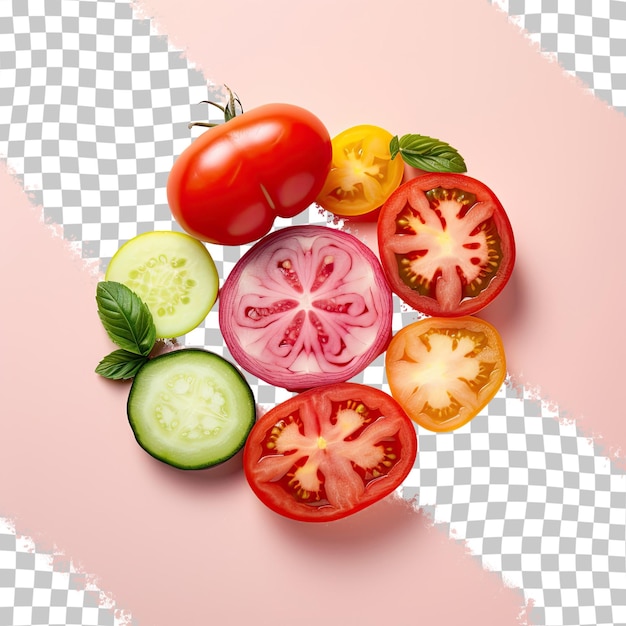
left=105, top=231, right=219, bottom=339
left=127, top=349, right=256, bottom=469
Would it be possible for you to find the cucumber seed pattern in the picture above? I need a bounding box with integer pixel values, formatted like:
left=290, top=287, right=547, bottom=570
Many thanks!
left=154, top=372, right=227, bottom=440
left=126, top=254, right=196, bottom=321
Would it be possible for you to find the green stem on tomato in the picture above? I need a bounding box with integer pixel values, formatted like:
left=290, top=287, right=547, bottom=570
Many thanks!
left=188, top=86, right=243, bottom=130
left=187, top=121, right=221, bottom=129
left=224, top=85, right=243, bottom=121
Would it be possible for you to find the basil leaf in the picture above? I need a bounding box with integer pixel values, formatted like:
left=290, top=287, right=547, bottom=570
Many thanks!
left=96, top=281, right=156, bottom=356
left=389, top=134, right=400, bottom=160
left=392, top=134, right=467, bottom=173
left=95, top=349, right=149, bottom=380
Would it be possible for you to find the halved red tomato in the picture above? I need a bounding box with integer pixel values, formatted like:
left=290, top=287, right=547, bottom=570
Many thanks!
left=385, top=316, right=506, bottom=432
left=218, top=225, right=393, bottom=391
left=377, top=173, right=515, bottom=316
left=243, top=383, right=418, bottom=522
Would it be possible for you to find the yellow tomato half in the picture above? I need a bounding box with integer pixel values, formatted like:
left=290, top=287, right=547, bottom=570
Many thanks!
left=316, top=125, right=404, bottom=217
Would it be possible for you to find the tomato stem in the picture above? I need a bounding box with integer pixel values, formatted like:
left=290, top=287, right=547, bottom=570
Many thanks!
left=224, top=85, right=243, bottom=121
left=188, top=86, right=243, bottom=130
left=187, top=121, right=221, bottom=129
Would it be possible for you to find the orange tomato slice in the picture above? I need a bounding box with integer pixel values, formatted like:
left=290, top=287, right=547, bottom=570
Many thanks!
left=385, top=316, right=506, bottom=432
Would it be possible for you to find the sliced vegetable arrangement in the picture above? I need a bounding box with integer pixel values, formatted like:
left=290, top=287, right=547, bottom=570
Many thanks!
left=219, top=225, right=393, bottom=391
left=94, top=88, right=517, bottom=523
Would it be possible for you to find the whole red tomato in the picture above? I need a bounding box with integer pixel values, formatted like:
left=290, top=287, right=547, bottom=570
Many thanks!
left=167, top=103, right=332, bottom=246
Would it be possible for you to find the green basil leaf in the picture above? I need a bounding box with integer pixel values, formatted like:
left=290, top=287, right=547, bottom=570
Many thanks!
left=389, top=135, right=400, bottom=160
left=395, top=134, right=467, bottom=173
left=95, top=349, right=149, bottom=380
left=96, top=281, right=156, bottom=356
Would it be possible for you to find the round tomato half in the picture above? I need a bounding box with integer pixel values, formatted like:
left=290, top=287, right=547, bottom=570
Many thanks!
left=385, top=316, right=506, bottom=432
left=219, top=225, right=393, bottom=391
left=316, top=125, right=404, bottom=217
left=377, top=173, right=515, bottom=316
left=243, top=383, right=418, bottom=522
left=167, top=103, right=331, bottom=246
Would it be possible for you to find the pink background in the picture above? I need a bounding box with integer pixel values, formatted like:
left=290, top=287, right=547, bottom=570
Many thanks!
left=2, top=0, right=624, bottom=624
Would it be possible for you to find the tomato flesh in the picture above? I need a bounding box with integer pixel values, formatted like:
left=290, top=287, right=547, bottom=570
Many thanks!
left=244, top=383, right=417, bottom=522
left=385, top=316, right=506, bottom=432
left=167, top=103, right=332, bottom=246
left=316, top=125, right=404, bottom=217
left=378, top=174, right=515, bottom=316
left=219, top=225, right=393, bottom=391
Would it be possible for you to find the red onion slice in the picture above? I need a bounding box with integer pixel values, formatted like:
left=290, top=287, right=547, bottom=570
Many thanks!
left=219, top=225, right=393, bottom=391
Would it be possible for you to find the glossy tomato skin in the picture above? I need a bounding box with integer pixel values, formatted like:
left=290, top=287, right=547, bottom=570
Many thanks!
left=167, top=104, right=332, bottom=246
left=385, top=316, right=506, bottom=432
left=377, top=173, right=516, bottom=317
left=218, top=225, right=393, bottom=391
left=243, top=383, right=418, bottom=522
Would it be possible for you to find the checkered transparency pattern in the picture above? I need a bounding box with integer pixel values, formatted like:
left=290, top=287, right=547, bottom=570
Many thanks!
left=401, top=386, right=626, bottom=626
left=1, top=2, right=626, bottom=626
left=0, top=0, right=224, bottom=268
left=0, top=519, right=127, bottom=626
left=489, top=0, right=626, bottom=114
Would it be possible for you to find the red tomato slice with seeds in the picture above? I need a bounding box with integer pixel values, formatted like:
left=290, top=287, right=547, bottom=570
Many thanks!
left=385, top=316, right=507, bottom=432
left=377, top=173, right=515, bottom=316
left=243, top=383, right=417, bottom=522
left=219, top=225, right=393, bottom=391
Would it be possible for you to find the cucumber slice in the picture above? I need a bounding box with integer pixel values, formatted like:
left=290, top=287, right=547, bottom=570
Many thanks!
left=105, top=231, right=219, bottom=339
left=127, top=349, right=256, bottom=469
